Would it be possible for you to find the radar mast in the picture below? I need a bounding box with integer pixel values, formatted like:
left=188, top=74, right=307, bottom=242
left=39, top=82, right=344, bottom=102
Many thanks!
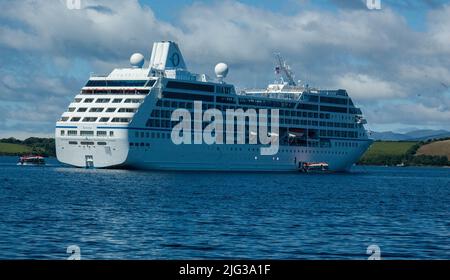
left=274, top=53, right=296, bottom=86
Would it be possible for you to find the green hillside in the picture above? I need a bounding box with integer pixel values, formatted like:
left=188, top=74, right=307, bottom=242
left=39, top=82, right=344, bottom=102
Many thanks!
left=359, top=140, right=449, bottom=166
left=0, top=137, right=55, bottom=156
left=0, top=143, right=33, bottom=155
left=362, top=141, right=418, bottom=157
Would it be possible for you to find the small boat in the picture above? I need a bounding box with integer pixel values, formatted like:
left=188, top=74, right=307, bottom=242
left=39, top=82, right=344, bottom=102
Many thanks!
left=17, top=155, right=46, bottom=166
left=299, top=162, right=329, bottom=173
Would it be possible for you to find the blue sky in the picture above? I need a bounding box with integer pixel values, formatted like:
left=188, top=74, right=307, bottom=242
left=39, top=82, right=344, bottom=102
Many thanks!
left=143, top=0, right=447, bottom=30
left=0, top=0, right=450, bottom=138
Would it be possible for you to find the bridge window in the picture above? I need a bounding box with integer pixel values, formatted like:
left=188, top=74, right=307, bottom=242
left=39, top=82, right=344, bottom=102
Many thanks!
left=124, top=98, right=144, bottom=103
left=162, top=91, right=213, bottom=102
left=85, top=80, right=149, bottom=87
left=89, top=107, right=104, bottom=112
left=320, top=106, right=347, bottom=113
left=82, top=117, right=97, bottom=122
left=166, top=81, right=214, bottom=92
left=320, top=96, right=348, bottom=105
left=96, top=98, right=110, bottom=103
left=302, top=94, right=319, bottom=102
left=80, top=131, right=94, bottom=136
left=118, top=108, right=137, bottom=113
left=297, top=103, right=318, bottom=111
left=97, top=131, right=107, bottom=137
left=111, top=118, right=131, bottom=123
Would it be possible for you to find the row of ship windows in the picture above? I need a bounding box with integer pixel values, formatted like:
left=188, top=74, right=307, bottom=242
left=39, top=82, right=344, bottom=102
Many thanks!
left=144, top=118, right=360, bottom=138
left=150, top=109, right=357, bottom=129
left=68, top=141, right=107, bottom=146
left=161, top=90, right=353, bottom=112
left=72, top=90, right=357, bottom=114
left=85, top=79, right=153, bottom=87
left=129, top=140, right=358, bottom=153
left=128, top=142, right=356, bottom=154
left=162, top=91, right=361, bottom=114
left=153, top=106, right=333, bottom=118
left=62, top=128, right=365, bottom=141
left=133, top=129, right=361, bottom=147
left=80, top=89, right=149, bottom=95
left=134, top=131, right=171, bottom=139
left=61, top=128, right=362, bottom=149
left=67, top=107, right=137, bottom=113
left=60, top=130, right=114, bottom=137
left=73, top=98, right=144, bottom=104
left=156, top=99, right=357, bottom=121
left=60, top=117, right=131, bottom=123
left=66, top=139, right=358, bottom=153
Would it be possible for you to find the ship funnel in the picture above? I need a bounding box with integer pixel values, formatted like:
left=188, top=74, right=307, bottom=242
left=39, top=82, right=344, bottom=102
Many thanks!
left=149, top=41, right=187, bottom=71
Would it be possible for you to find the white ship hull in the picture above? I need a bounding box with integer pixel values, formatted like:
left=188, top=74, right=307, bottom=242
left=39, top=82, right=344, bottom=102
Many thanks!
left=56, top=127, right=372, bottom=172
left=126, top=144, right=372, bottom=172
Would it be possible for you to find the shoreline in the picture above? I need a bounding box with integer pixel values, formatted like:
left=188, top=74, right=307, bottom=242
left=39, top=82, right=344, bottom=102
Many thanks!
left=0, top=154, right=448, bottom=168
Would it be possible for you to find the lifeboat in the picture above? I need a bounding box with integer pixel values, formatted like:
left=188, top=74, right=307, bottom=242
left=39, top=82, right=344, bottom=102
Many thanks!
left=17, top=155, right=46, bottom=166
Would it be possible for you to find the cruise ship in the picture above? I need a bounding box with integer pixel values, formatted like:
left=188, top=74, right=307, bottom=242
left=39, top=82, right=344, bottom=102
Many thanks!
left=55, top=41, right=372, bottom=171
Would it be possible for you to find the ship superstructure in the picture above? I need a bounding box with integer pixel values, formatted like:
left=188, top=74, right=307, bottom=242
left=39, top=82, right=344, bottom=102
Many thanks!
left=55, top=41, right=372, bottom=171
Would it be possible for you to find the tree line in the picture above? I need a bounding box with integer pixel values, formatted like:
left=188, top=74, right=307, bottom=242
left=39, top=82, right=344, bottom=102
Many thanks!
left=0, top=137, right=56, bottom=157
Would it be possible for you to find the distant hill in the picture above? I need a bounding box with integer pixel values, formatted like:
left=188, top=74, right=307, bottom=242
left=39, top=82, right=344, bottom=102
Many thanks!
left=370, top=131, right=411, bottom=141
left=416, top=139, right=450, bottom=159
left=371, top=129, right=450, bottom=141
left=405, top=129, right=450, bottom=140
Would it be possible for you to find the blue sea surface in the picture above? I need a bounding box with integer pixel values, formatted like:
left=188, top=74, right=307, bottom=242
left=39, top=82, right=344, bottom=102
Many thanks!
left=0, top=156, right=449, bottom=259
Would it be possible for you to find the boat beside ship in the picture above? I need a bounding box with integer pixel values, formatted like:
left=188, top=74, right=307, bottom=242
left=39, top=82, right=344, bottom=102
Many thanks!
left=17, top=155, right=45, bottom=166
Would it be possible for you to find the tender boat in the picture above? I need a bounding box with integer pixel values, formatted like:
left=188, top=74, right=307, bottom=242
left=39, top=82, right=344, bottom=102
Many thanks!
left=17, top=155, right=46, bottom=166
left=299, top=162, right=329, bottom=173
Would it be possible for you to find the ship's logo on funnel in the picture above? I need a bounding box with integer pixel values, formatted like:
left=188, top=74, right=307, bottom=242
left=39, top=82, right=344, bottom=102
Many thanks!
left=170, top=53, right=180, bottom=67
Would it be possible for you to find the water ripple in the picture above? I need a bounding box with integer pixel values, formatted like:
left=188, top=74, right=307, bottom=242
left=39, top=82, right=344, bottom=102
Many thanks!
left=0, top=157, right=449, bottom=259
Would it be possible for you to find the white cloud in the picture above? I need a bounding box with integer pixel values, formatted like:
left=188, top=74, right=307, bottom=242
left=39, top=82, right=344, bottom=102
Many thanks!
left=426, top=5, right=450, bottom=55
left=0, top=0, right=450, bottom=135
left=367, top=102, right=450, bottom=126
left=333, top=73, right=405, bottom=100
left=0, top=0, right=180, bottom=61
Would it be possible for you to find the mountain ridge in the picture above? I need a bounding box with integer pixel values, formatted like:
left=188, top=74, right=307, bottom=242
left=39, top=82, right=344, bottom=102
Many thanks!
left=370, top=129, right=450, bottom=141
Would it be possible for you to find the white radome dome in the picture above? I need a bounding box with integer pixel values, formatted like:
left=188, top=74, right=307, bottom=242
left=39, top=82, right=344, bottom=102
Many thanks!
left=130, top=53, right=145, bottom=68
left=214, top=63, right=229, bottom=79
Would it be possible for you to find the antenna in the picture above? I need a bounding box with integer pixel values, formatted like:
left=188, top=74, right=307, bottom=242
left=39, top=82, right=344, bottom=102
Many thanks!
left=274, top=53, right=296, bottom=86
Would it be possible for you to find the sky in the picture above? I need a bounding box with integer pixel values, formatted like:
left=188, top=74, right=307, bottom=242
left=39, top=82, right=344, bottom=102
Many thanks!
left=0, top=0, right=450, bottom=139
